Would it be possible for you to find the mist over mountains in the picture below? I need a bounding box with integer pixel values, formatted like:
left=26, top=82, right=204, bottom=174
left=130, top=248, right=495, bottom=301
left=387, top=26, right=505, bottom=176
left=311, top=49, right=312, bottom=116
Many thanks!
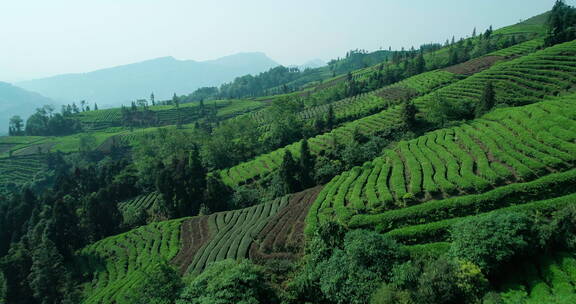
left=15, top=52, right=279, bottom=107
left=0, top=82, right=56, bottom=135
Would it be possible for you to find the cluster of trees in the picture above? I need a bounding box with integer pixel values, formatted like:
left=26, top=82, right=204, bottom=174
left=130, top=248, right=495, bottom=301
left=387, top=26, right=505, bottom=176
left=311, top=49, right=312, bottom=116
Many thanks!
left=545, top=0, right=576, bottom=46
left=0, top=154, right=141, bottom=304
left=426, top=81, right=496, bottom=128
left=10, top=105, right=83, bottom=136
left=183, top=66, right=303, bottom=101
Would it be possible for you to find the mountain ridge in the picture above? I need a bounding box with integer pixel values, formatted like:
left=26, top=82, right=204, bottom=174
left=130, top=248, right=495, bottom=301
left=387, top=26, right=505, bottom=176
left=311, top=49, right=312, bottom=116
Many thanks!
left=16, top=52, right=279, bottom=107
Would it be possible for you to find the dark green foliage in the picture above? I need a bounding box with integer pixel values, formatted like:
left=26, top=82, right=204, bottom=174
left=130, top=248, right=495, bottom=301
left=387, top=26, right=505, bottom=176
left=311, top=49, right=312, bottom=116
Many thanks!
left=288, top=228, right=406, bottom=304
left=299, top=139, right=315, bottom=189
left=128, top=262, right=183, bottom=304
left=400, top=102, right=417, bottom=130
left=426, top=94, right=474, bottom=127
left=545, top=0, right=576, bottom=46
left=547, top=204, right=576, bottom=250
left=449, top=212, right=534, bottom=275
left=264, top=98, right=304, bottom=150
left=326, top=105, right=335, bottom=130
left=8, top=115, right=24, bottom=136
left=475, top=82, right=496, bottom=117
left=27, top=236, right=68, bottom=304
left=279, top=150, right=300, bottom=195
left=203, top=174, right=232, bottom=213
left=24, top=106, right=81, bottom=136
left=371, top=257, right=487, bottom=304
left=0, top=242, right=34, bottom=304
left=177, top=259, right=277, bottom=304
left=0, top=270, right=5, bottom=304
left=155, top=147, right=207, bottom=218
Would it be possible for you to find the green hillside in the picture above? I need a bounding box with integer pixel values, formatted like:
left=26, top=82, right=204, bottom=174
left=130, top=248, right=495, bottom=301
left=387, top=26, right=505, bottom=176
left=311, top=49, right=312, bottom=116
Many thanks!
left=3, top=3, right=576, bottom=304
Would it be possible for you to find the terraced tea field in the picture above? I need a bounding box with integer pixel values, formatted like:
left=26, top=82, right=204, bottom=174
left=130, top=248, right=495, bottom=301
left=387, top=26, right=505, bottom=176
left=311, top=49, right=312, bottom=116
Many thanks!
left=415, top=40, right=576, bottom=113
left=77, top=219, right=183, bottom=304
left=78, top=187, right=321, bottom=303
left=220, top=41, right=565, bottom=188
left=306, top=94, right=576, bottom=237
left=117, top=192, right=161, bottom=225
left=175, top=196, right=290, bottom=274
left=220, top=105, right=403, bottom=186
left=76, top=99, right=263, bottom=131
left=0, top=155, right=47, bottom=190
left=249, top=186, right=322, bottom=262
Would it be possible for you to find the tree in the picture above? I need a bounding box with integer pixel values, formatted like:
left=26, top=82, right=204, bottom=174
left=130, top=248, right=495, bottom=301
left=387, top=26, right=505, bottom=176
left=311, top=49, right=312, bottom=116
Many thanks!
left=545, top=0, right=576, bottom=46
left=326, top=105, right=335, bottom=130
left=0, top=270, right=5, bottom=304
left=426, top=94, right=450, bottom=127
left=475, top=81, right=496, bottom=117
left=279, top=150, right=300, bottom=195
left=203, top=174, right=231, bottom=213
left=150, top=92, right=155, bottom=106
left=172, top=93, right=179, bottom=107
left=80, top=100, right=86, bottom=112
left=472, top=27, right=477, bottom=37
left=177, top=260, right=277, bottom=304
left=94, top=103, right=98, bottom=111
left=78, top=134, right=97, bottom=154
left=9, top=116, right=24, bottom=136
left=28, top=235, right=68, bottom=304
left=400, top=102, right=417, bottom=130
left=450, top=212, right=534, bottom=274
left=414, top=52, right=426, bottom=75
left=301, top=230, right=406, bottom=304
left=129, top=262, right=183, bottom=304
left=299, top=138, right=315, bottom=188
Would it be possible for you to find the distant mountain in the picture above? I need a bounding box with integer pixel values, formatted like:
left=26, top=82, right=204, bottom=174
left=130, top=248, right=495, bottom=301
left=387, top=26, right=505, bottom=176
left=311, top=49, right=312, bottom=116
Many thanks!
left=288, top=59, right=327, bottom=71
left=299, top=59, right=327, bottom=70
left=16, top=52, right=279, bottom=107
left=0, top=82, right=57, bottom=134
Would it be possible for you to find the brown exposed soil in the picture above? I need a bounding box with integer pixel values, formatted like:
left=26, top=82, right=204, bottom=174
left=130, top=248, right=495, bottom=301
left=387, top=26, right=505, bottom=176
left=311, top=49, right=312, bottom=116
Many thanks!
left=249, top=186, right=322, bottom=263
left=171, top=216, right=212, bottom=275
left=444, top=56, right=504, bottom=75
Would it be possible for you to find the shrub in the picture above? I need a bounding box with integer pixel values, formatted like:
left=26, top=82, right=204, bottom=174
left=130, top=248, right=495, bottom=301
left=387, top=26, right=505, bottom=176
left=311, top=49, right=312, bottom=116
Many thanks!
left=449, top=212, right=534, bottom=274
left=177, top=259, right=277, bottom=304
left=127, top=262, right=183, bottom=304
left=549, top=204, right=576, bottom=250
left=318, top=230, right=406, bottom=304
left=371, top=257, right=487, bottom=304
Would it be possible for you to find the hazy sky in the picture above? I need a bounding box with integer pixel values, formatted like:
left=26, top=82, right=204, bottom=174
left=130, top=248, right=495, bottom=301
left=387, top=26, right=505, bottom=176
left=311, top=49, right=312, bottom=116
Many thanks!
left=0, top=0, right=571, bottom=82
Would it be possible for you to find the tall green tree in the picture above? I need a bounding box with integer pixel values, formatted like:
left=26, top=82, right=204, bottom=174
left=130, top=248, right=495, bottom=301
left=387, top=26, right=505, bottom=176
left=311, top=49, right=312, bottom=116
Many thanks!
left=177, top=260, right=277, bottom=304
left=400, top=102, right=417, bottom=130
left=279, top=150, right=300, bottom=194
left=450, top=212, right=534, bottom=274
left=545, top=0, right=576, bottom=46
left=299, top=138, right=315, bottom=188
left=326, top=105, right=336, bottom=130
left=426, top=94, right=450, bottom=127
left=8, top=116, right=24, bottom=136
left=203, top=174, right=232, bottom=213
left=28, top=235, right=68, bottom=304
left=475, top=81, right=496, bottom=117
left=129, top=262, right=183, bottom=304
left=0, top=270, right=6, bottom=304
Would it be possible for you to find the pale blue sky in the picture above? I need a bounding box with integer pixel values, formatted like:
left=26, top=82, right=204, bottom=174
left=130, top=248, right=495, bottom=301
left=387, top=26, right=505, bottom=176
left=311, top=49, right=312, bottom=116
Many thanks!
left=0, top=0, right=571, bottom=82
